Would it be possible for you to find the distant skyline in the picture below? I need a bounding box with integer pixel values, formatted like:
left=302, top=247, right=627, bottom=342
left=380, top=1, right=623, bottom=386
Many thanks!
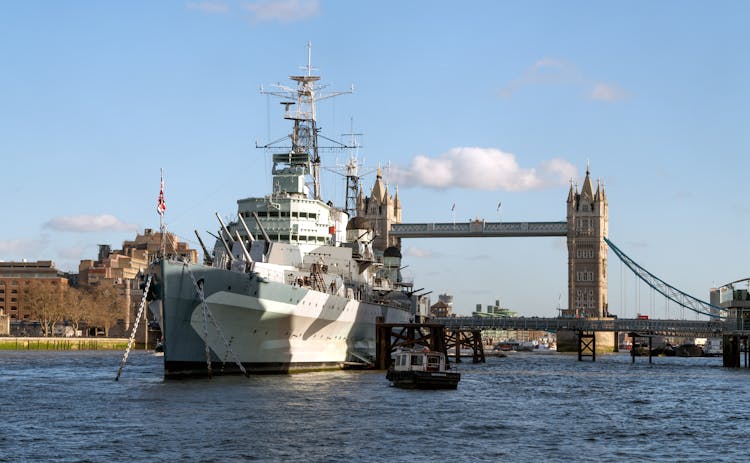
left=1, top=1, right=748, bottom=316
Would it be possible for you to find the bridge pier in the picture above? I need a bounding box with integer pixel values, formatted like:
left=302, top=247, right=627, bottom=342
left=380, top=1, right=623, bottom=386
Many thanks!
left=577, top=331, right=596, bottom=361
left=628, top=332, right=654, bottom=364
left=723, top=335, right=740, bottom=368
left=445, top=329, right=485, bottom=364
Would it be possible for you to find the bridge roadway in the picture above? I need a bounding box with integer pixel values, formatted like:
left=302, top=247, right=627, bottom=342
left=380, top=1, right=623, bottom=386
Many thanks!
left=430, top=316, right=750, bottom=338
left=390, top=221, right=567, bottom=238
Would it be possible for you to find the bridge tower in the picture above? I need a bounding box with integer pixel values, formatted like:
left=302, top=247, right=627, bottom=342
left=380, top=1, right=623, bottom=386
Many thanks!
left=566, top=164, right=609, bottom=318
left=356, top=167, right=402, bottom=256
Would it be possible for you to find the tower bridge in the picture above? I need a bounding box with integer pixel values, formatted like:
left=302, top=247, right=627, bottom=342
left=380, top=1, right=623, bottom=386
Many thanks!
left=373, top=163, right=610, bottom=320
left=356, top=163, right=749, bottom=367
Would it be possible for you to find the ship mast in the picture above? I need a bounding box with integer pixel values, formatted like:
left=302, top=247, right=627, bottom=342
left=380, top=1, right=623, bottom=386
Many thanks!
left=259, top=42, right=353, bottom=201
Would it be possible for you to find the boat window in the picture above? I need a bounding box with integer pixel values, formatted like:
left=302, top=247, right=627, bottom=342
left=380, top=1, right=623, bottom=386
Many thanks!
left=279, top=235, right=289, bottom=242
left=427, top=356, right=440, bottom=365
left=291, top=212, right=299, bottom=218
left=281, top=212, right=289, bottom=218
left=299, top=212, right=308, bottom=218
left=309, top=213, right=317, bottom=220
left=410, top=355, right=423, bottom=366
left=269, top=211, right=279, bottom=218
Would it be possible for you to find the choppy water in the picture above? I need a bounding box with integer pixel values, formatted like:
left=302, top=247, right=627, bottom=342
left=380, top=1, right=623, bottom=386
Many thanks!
left=0, top=350, right=747, bottom=462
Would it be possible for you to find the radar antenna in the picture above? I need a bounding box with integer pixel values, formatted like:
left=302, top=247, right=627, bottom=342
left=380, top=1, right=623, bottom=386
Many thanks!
left=257, top=42, right=353, bottom=201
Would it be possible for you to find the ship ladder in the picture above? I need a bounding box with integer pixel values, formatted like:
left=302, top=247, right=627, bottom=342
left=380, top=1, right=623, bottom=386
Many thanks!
left=349, top=350, right=374, bottom=368
left=184, top=262, right=249, bottom=378
left=115, top=273, right=152, bottom=381
left=309, top=263, right=327, bottom=293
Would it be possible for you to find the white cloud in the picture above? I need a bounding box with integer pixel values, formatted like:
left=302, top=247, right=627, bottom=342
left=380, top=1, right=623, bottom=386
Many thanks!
left=389, top=147, right=576, bottom=191
left=500, top=58, right=582, bottom=98
left=241, top=0, right=319, bottom=23
left=404, top=246, right=433, bottom=258
left=589, top=82, right=628, bottom=101
left=0, top=239, right=47, bottom=256
left=186, top=1, right=230, bottom=13
left=501, top=58, right=627, bottom=103
left=43, top=215, right=140, bottom=233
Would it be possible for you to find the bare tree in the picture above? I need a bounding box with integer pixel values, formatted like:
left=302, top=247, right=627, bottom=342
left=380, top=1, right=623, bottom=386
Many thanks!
left=25, top=280, right=66, bottom=337
left=88, top=283, right=125, bottom=336
left=63, top=288, right=94, bottom=336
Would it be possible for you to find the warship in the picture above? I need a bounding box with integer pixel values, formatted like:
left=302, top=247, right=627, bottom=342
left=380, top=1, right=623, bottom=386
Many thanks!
left=147, top=48, right=416, bottom=377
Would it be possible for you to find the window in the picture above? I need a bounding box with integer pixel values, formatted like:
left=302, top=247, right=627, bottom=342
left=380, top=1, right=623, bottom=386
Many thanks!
left=410, top=355, right=423, bottom=366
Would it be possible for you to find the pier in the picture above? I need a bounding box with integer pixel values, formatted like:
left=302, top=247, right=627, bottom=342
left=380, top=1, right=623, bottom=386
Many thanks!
left=375, top=319, right=486, bottom=369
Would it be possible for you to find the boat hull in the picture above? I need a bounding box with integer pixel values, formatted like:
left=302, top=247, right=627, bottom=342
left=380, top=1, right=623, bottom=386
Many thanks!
left=386, top=369, right=461, bottom=389
left=153, top=259, right=412, bottom=378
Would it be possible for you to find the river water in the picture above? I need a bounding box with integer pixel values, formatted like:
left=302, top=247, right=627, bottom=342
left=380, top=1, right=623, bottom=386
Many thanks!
left=0, top=350, right=746, bottom=462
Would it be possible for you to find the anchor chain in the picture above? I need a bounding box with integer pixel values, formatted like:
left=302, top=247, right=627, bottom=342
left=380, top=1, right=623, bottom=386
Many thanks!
left=115, top=273, right=152, bottom=381
left=183, top=261, right=249, bottom=377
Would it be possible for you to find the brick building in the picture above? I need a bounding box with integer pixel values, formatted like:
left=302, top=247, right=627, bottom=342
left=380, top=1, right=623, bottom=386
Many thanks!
left=0, top=261, right=70, bottom=323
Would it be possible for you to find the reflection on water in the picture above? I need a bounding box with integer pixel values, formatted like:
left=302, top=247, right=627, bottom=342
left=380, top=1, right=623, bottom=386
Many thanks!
left=1, top=350, right=747, bottom=462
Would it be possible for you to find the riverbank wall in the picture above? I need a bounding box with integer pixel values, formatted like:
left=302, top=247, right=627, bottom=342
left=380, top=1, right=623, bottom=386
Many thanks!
left=0, top=337, right=131, bottom=350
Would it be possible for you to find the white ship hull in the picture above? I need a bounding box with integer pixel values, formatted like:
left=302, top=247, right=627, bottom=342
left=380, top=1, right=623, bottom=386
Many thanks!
left=153, top=259, right=412, bottom=377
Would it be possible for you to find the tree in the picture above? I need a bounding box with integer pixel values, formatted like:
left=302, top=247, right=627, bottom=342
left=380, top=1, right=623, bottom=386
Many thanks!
left=88, top=283, right=125, bottom=336
left=63, top=288, right=94, bottom=336
left=25, top=280, right=66, bottom=337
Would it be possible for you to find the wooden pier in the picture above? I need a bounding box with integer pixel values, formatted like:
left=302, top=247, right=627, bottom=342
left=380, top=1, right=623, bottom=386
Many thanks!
left=375, top=318, right=485, bottom=369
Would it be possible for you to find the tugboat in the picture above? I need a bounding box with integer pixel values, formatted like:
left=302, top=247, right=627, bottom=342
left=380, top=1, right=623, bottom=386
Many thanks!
left=386, top=347, right=461, bottom=389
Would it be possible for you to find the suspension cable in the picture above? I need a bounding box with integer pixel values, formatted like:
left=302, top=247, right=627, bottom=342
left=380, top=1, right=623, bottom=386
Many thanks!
left=605, top=237, right=724, bottom=319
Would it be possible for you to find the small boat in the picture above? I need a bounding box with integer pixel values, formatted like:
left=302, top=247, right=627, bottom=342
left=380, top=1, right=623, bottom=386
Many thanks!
left=386, top=348, right=460, bottom=389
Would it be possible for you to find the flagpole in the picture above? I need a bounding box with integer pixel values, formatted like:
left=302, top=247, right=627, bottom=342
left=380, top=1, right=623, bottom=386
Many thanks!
left=158, top=168, right=166, bottom=258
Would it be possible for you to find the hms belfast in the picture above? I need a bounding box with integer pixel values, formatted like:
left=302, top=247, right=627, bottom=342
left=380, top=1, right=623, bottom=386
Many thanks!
left=147, top=48, right=416, bottom=377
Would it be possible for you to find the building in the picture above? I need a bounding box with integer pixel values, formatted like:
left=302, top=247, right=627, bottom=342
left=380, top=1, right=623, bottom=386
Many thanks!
left=429, top=293, right=455, bottom=318
left=78, top=229, right=199, bottom=333
left=565, top=164, right=609, bottom=318
left=356, top=167, right=402, bottom=256
left=472, top=299, right=517, bottom=318
left=430, top=300, right=452, bottom=318
left=0, top=261, right=70, bottom=323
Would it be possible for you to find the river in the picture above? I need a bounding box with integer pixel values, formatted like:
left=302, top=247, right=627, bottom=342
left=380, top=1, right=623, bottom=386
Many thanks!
left=0, top=350, right=746, bottom=462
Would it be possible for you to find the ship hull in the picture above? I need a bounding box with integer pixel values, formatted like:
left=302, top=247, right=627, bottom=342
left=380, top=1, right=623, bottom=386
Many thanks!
left=152, top=259, right=412, bottom=378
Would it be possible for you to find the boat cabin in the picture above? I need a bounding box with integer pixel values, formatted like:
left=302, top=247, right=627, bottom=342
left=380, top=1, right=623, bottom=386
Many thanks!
left=393, top=348, right=447, bottom=373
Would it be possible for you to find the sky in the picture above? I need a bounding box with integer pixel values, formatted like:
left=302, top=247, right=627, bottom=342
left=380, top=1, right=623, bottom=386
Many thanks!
left=1, top=1, right=748, bottom=317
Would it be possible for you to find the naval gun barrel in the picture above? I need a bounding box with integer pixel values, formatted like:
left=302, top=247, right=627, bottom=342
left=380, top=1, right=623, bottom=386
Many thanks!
left=206, top=230, right=233, bottom=262
left=252, top=212, right=273, bottom=243
left=237, top=213, right=256, bottom=242
left=194, top=230, right=214, bottom=265
left=215, top=212, right=235, bottom=244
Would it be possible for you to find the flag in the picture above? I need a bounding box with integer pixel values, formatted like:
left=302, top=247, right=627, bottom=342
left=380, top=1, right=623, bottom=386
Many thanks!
left=497, top=201, right=501, bottom=211
left=451, top=203, right=455, bottom=211
left=157, top=169, right=166, bottom=216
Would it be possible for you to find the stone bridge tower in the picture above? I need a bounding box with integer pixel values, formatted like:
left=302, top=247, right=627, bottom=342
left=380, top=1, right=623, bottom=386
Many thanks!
left=356, top=167, right=402, bottom=256
left=566, top=164, right=609, bottom=318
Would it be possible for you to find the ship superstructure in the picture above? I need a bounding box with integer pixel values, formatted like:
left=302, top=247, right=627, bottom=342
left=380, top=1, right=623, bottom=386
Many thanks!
left=148, top=46, right=415, bottom=377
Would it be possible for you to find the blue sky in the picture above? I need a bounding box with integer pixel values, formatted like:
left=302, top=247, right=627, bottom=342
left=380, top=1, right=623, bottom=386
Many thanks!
left=1, top=1, right=748, bottom=317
